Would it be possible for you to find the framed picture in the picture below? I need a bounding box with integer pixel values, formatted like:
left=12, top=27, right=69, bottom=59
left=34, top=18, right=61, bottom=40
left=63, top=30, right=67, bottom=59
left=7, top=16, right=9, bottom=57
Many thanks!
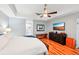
left=36, top=24, right=45, bottom=31
left=53, top=22, right=65, bottom=30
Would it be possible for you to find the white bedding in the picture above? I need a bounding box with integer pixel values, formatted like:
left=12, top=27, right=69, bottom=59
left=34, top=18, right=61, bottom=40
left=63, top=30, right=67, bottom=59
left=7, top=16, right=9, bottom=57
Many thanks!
left=0, top=35, right=48, bottom=55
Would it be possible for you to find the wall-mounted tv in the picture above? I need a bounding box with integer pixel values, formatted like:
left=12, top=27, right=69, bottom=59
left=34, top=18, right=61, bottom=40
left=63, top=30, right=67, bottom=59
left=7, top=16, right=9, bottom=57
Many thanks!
left=53, top=22, right=65, bottom=30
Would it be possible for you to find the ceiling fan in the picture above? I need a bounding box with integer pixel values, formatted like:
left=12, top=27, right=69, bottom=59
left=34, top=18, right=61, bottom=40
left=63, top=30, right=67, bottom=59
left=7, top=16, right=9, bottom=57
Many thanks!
left=36, top=4, right=57, bottom=18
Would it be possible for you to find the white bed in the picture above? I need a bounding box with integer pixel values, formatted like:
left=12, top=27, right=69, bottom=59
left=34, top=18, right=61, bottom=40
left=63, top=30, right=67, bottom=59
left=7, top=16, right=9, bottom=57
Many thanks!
left=0, top=35, right=48, bottom=55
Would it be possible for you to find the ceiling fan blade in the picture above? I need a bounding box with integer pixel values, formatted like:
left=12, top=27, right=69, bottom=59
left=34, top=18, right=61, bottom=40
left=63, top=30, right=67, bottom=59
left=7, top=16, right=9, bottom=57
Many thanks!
left=48, top=11, right=57, bottom=14
left=36, top=13, right=42, bottom=15
left=40, top=15, right=43, bottom=18
left=48, top=14, right=51, bottom=17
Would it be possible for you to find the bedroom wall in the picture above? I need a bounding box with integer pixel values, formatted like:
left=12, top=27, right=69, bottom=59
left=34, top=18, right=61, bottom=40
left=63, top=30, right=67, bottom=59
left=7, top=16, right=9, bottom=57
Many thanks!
left=33, top=20, right=47, bottom=36
left=0, top=11, right=9, bottom=34
left=76, top=18, right=79, bottom=48
left=9, top=17, right=26, bottom=36
left=47, top=12, right=79, bottom=40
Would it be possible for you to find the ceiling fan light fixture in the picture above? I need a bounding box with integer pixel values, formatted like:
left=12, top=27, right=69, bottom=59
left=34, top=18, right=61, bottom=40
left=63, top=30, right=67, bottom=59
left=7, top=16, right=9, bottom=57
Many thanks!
left=43, top=13, right=48, bottom=17
left=36, top=4, right=57, bottom=18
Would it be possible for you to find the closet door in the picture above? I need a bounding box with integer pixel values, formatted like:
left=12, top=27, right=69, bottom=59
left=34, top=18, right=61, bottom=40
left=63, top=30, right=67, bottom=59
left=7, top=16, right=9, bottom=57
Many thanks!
left=76, top=19, right=79, bottom=48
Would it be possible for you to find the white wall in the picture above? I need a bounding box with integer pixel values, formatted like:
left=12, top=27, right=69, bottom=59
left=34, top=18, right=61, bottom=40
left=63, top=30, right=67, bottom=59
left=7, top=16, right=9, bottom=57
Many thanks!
left=33, top=20, right=47, bottom=36
left=9, top=17, right=26, bottom=36
left=47, top=13, right=79, bottom=39
left=0, top=11, right=9, bottom=34
left=9, top=18, right=47, bottom=36
left=76, top=18, right=79, bottom=48
left=47, top=12, right=79, bottom=48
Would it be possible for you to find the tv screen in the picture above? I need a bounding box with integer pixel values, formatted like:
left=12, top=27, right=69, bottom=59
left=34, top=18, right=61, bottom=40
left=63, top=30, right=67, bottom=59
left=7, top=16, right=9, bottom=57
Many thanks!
left=53, top=22, right=65, bottom=30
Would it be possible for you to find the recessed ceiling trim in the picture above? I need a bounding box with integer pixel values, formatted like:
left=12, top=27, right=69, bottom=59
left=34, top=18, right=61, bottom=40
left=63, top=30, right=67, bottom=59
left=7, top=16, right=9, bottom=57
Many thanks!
left=8, top=4, right=17, bottom=16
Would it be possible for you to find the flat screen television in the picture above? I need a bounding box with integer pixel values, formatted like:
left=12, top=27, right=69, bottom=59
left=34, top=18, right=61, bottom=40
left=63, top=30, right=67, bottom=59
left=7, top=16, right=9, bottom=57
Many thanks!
left=53, top=22, right=65, bottom=30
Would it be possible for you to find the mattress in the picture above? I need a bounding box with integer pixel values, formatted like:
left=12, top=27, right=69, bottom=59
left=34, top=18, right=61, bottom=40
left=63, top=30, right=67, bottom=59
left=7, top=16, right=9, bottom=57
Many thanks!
left=0, top=35, right=48, bottom=55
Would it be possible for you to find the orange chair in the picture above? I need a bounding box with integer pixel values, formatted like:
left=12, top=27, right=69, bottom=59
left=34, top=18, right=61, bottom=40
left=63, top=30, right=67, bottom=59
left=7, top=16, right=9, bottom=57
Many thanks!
left=66, top=37, right=76, bottom=49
